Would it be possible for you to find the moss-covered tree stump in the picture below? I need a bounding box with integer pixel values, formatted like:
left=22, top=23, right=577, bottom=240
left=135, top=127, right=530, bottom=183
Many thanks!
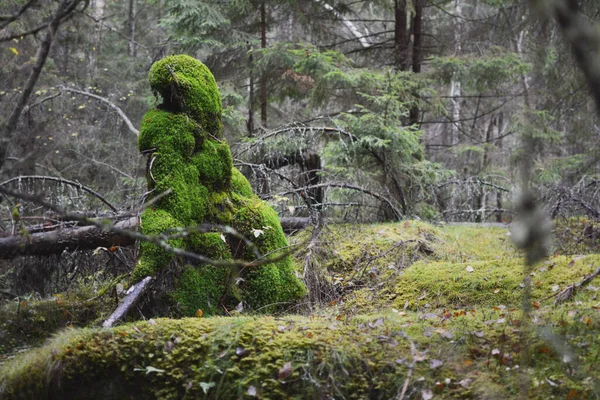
left=132, top=55, right=305, bottom=315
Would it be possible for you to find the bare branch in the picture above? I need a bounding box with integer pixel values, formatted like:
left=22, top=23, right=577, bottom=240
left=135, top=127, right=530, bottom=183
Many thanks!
left=58, top=86, right=139, bottom=136
left=0, top=175, right=118, bottom=212
left=277, top=182, right=403, bottom=219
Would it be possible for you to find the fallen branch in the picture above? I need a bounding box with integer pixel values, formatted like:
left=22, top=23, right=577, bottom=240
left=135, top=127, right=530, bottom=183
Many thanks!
left=0, top=187, right=307, bottom=268
left=555, top=265, right=600, bottom=304
left=102, top=276, right=152, bottom=328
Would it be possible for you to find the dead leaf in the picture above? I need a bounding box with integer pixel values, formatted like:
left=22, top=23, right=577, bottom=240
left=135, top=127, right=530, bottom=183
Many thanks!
left=422, top=389, right=434, bottom=400
left=278, top=361, right=293, bottom=380
left=430, top=359, right=443, bottom=369
left=459, top=378, right=473, bottom=388
left=473, top=331, right=485, bottom=338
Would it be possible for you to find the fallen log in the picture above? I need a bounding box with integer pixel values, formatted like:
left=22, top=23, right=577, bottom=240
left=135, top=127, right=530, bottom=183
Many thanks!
left=0, top=216, right=138, bottom=259
left=0, top=217, right=310, bottom=259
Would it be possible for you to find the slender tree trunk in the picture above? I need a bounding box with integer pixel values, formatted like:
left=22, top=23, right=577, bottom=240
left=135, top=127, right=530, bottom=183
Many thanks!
left=247, top=44, right=255, bottom=136
left=394, top=0, right=409, bottom=71
left=128, top=0, right=136, bottom=58
left=88, top=0, right=105, bottom=81
left=412, top=0, right=423, bottom=74
left=259, top=1, right=267, bottom=127
left=449, top=0, right=462, bottom=146
left=409, top=0, right=423, bottom=126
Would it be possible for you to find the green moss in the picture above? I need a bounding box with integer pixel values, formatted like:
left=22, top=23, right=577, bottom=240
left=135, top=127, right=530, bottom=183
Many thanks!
left=139, top=109, right=196, bottom=158
left=0, top=296, right=107, bottom=355
left=133, top=209, right=183, bottom=281
left=148, top=55, right=223, bottom=138
left=233, top=198, right=307, bottom=310
left=231, top=168, right=254, bottom=198
left=172, top=233, right=237, bottom=316
left=207, top=191, right=234, bottom=225
left=191, top=139, right=233, bottom=191
left=391, top=254, right=600, bottom=310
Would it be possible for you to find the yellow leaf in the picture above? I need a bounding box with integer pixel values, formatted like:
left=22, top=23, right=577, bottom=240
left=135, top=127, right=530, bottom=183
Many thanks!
left=9, top=47, right=18, bottom=55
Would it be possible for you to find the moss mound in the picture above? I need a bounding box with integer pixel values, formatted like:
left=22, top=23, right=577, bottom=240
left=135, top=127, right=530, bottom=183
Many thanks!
left=3, top=303, right=600, bottom=400
left=134, top=55, right=305, bottom=316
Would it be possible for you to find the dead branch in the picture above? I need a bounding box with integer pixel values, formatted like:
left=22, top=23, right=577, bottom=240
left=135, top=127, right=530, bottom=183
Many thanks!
left=102, top=276, right=152, bottom=327
left=278, top=182, right=403, bottom=219
left=58, top=86, right=139, bottom=136
left=0, top=175, right=118, bottom=212
left=555, top=265, right=600, bottom=304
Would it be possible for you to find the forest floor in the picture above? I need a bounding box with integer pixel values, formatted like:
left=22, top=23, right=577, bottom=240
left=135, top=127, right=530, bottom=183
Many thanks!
left=1, top=221, right=600, bottom=399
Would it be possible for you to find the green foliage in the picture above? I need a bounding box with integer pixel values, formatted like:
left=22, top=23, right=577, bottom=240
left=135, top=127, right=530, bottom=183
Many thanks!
left=429, top=52, right=531, bottom=92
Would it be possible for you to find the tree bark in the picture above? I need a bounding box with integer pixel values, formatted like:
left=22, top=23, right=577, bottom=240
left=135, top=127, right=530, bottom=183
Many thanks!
left=409, top=0, right=423, bottom=126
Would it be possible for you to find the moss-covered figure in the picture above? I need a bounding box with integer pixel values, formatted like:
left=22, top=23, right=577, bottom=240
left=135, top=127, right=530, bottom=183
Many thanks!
left=133, top=55, right=305, bottom=315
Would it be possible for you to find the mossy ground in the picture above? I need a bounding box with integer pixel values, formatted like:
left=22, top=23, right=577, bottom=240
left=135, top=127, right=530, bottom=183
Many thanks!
left=2, top=221, right=600, bottom=398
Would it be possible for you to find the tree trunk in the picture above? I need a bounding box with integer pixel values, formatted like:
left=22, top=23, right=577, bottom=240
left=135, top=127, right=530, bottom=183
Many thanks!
left=394, top=0, right=409, bottom=71
left=409, top=0, right=423, bottom=126
left=449, top=0, right=462, bottom=146
left=128, top=0, right=136, bottom=58
left=259, top=1, right=268, bottom=127
left=88, top=0, right=105, bottom=81
left=247, top=44, right=255, bottom=136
